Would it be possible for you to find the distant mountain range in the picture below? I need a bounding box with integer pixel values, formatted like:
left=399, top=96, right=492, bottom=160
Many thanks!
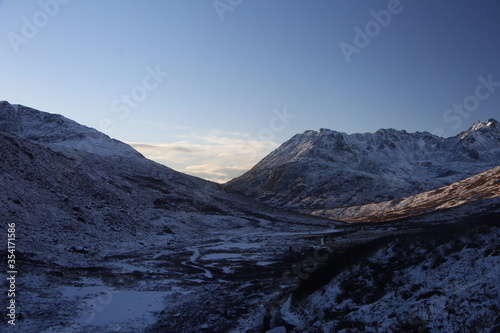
left=0, top=101, right=330, bottom=262
left=227, top=118, right=500, bottom=216
left=0, top=101, right=335, bottom=332
left=1, top=101, right=498, bottom=332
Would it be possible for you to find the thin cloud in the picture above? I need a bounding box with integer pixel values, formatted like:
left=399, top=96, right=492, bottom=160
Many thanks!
left=132, top=143, right=195, bottom=153
left=128, top=118, right=189, bottom=131
left=127, top=131, right=279, bottom=183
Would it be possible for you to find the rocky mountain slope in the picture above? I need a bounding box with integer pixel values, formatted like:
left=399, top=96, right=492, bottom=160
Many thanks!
left=255, top=215, right=500, bottom=333
left=227, top=119, right=500, bottom=211
left=0, top=101, right=338, bottom=332
left=0, top=101, right=143, bottom=159
left=1, top=101, right=498, bottom=333
left=312, top=165, right=500, bottom=222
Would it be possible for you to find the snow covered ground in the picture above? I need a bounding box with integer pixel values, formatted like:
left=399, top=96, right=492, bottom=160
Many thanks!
left=260, top=222, right=500, bottom=333
left=1, top=223, right=348, bottom=332
left=1, top=102, right=498, bottom=332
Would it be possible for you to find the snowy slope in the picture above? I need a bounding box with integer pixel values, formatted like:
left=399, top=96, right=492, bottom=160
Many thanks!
left=0, top=102, right=338, bottom=332
left=227, top=119, right=500, bottom=210
left=1, top=101, right=498, bottom=333
left=313, top=165, right=500, bottom=222
left=0, top=101, right=144, bottom=159
left=260, top=220, right=500, bottom=333
left=0, top=104, right=335, bottom=264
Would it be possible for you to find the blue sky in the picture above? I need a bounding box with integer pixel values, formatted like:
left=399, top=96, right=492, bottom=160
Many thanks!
left=1, top=0, right=500, bottom=181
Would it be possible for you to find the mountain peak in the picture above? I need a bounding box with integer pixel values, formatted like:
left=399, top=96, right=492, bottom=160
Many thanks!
left=375, top=127, right=404, bottom=134
left=0, top=101, right=143, bottom=159
left=486, top=118, right=499, bottom=127
left=471, top=118, right=497, bottom=130
left=228, top=118, right=499, bottom=210
left=460, top=118, right=499, bottom=139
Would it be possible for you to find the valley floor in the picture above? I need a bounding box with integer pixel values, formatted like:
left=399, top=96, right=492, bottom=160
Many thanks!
left=2, top=213, right=499, bottom=333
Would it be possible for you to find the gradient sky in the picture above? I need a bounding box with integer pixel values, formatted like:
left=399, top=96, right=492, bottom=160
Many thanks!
left=1, top=0, right=500, bottom=182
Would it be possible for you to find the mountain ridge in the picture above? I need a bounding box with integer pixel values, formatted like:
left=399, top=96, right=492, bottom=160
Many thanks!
left=0, top=101, right=144, bottom=159
left=0, top=101, right=341, bottom=332
left=1, top=101, right=498, bottom=332
left=227, top=118, right=500, bottom=211
left=312, top=165, right=500, bottom=222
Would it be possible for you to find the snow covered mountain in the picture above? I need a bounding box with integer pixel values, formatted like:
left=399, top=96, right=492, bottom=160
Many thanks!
left=227, top=119, right=500, bottom=211
left=1, top=101, right=498, bottom=333
left=0, top=101, right=337, bottom=332
left=313, top=165, right=500, bottom=222
left=0, top=101, right=143, bottom=159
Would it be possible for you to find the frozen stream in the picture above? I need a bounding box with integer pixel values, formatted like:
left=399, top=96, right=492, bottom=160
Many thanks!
left=183, top=246, right=214, bottom=278
left=57, top=227, right=341, bottom=331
